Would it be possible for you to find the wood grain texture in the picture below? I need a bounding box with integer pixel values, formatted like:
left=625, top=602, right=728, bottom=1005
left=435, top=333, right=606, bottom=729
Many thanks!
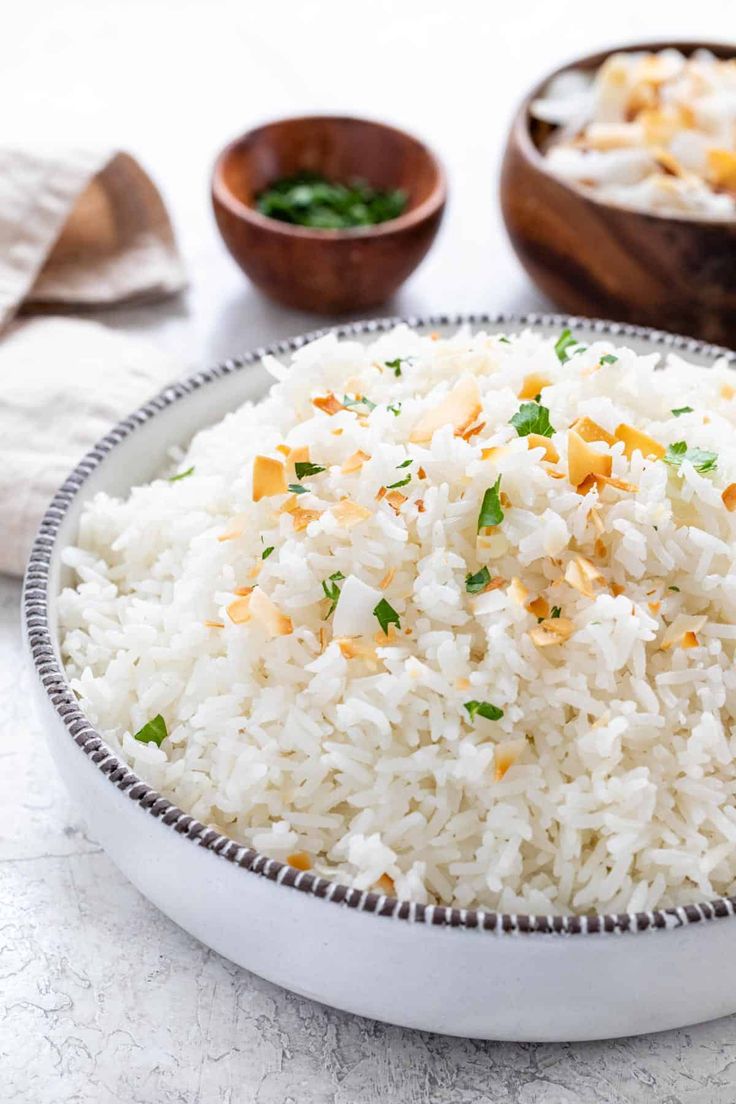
left=500, top=41, right=736, bottom=347
left=212, top=116, right=446, bottom=314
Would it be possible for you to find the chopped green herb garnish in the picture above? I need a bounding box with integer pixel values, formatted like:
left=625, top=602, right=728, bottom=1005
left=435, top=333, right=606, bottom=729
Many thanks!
left=498, top=336, right=511, bottom=345
left=373, top=598, right=400, bottom=635
left=551, top=606, right=562, bottom=619
left=668, top=585, right=680, bottom=592
left=671, top=406, right=693, bottom=417
left=288, top=483, right=309, bottom=495
left=262, top=546, right=275, bottom=560
left=169, top=466, right=194, bottom=482
left=322, top=571, right=345, bottom=616
left=256, top=172, right=407, bottom=230
left=386, top=474, right=411, bottom=490
left=534, top=393, right=541, bottom=402
left=509, top=400, right=555, bottom=438
left=343, top=394, right=377, bottom=412
left=465, top=566, right=492, bottom=593
left=464, top=700, right=504, bottom=722
left=554, top=329, right=582, bottom=363
left=397, top=458, right=413, bottom=468
left=477, top=477, right=504, bottom=531
left=385, top=357, right=412, bottom=377
left=294, top=461, right=326, bottom=479
left=600, top=354, right=618, bottom=365
left=133, top=714, right=168, bottom=747
left=387, top=402, right=402, bottom=416
left=663, top=441, right=718, bottom=474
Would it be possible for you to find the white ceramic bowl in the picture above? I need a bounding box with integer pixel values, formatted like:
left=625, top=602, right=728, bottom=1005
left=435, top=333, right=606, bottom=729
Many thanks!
left=24, top=313, right=736, bottom=1042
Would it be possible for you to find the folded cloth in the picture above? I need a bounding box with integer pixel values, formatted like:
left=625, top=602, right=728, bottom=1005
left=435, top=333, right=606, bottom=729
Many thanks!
left=0, top=147, right=186, bottom=331
left=0, top=316, right=180, bottom=577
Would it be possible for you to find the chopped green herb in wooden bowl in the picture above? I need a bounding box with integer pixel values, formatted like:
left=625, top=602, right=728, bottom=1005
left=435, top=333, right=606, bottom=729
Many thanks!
left=256, top=173, right=407, bottom=230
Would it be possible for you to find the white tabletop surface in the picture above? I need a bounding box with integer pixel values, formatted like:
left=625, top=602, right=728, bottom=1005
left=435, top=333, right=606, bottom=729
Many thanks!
left=4, top=1, right=736, bottom=1100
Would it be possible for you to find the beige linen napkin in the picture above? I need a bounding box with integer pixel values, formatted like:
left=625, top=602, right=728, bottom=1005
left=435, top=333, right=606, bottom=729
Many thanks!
left=0, top=317, right=180, bottom=576
left=0, top=148, right=186, bottom=330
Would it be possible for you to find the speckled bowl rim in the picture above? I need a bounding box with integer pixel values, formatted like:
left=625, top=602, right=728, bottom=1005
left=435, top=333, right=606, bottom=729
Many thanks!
left=22, top=311, right=736, bottom=937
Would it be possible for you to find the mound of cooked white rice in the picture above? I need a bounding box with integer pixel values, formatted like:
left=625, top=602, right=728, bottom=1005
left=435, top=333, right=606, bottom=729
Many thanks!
left=59, top=325, right=736, bottom=915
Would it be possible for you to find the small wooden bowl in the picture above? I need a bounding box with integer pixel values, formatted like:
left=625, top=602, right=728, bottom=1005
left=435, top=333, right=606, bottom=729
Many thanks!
left=212, top=116, right=446, bottom=314
left=500, top=41, right=736, bottom=346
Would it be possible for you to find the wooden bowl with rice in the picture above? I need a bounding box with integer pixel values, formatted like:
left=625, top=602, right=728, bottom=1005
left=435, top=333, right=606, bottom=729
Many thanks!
left=500, top=41, right=736, bottom=346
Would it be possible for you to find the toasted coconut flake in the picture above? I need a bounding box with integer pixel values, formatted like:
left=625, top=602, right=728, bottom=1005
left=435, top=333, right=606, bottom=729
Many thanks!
left=485, top=576, right=508, bottom=592
left=518, top=373, right=551, bottom=400
left=275, top=444, right=290, bottom=457
left=287, top=444, right=310, bottom=467
left=335, top=637, right=378, bottom=662
left=527, top=596, right=550, bottom=619
left=530, top=617, right=575, bottom=646
left=409, top=377, right=482, bottom=443
left=415, top=499, right=426, bottom=512
left=594, top=537, right=607, bottom=560
left=460, top=420, right=486, bottom=442
left=499, top=491, right=512, bottom=508
left=417, top=466, right=427, bottom=479
left=217, top=514, right=247, bottom=542
left=375, top=486, right=387, bottom=501
left=280, top=495, right=299, bottom=515
left=385, top=490, right=407, bottom=514
left=648, top=600, right=661, bottom=613
left=253, top=455, right=288, bottom=501
left=708, top=148, right=736, bottom=192
left=571, top=416, right=616, bottom=447
left=292, top=507, right=321, bottom=532
left=681, top=631, right=699, bottom=649
left=455, top=677, right=471, bottom=690
left=374, top=626, right=399, bottom=645
left=379, top=567, right=396, bottom=590
left=660, top=613, right=707, bottom=651
left=375, top=874, right=395, bottom=896
left=332, top=498, right=372, bottom=528
left=331, top=427, right=344, bottom=436
left=234, top=585, right=254, bottom=597
left=546, top=469, right=566, bottom=479
left=203, top=620, right=224, bottom=629
left=226, top=596, right=252, bottom=624
left=565, top=555, right=604, bottom=598
left=247, top=564, right=261, bottom=579
left=481, top=445, right=508, bottom=462
left=722, top=484, right=736, bottom=511
left=341, top=449, right=371, bottom=474
left=614, top=424, right=665, bottom=461
left=508, top=577, right=528, bottom=606
left=611, top=582, right=625, bottom=597
left=312, top=393, right=344, bottom=416
left=318, top=626, right=328, bottom=652
left=495, top=739, right=526, bottom=781
left=720, top=382, right=735, bottom=401
left=527, top=433, right=559, bottom=463
left=568, top=429, right=612, bottom=487
left=249, top=586, right=293, bottom=637
left=287, top=851, right=312, bottom=872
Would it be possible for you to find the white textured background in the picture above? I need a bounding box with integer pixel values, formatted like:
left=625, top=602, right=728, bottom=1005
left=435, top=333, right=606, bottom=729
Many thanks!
left=3, top=1, right=736, bottom=1100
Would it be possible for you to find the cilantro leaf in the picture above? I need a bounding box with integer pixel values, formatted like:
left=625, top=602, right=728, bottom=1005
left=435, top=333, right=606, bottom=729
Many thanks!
left=551, top=606, right=561, bottom=618
left=498, top=336, right=511, bottom=345
left=668, top=585, right=680, bottom=592
left=294, top=461, right=326, bottom=479
left=321, top=571, right=345, bottom=616
left=663, top=441, right=718, bottom=474
left=262, top=546, right=274, bottom=560
left=343, top=394, right=376, bottom=411
left=554, top=329, right=582, bottom=363
left=133, top=714, right=168, bottom=747
left=464, top=700, right=504, bottom=722
left=397, top=458, right=413, bottom=468
left=465, top=566, right=491, bottom=593
left=509, top=401, right=555, bottom=438
left=387, top=402, right=402, bottom=416
left=386, top=474, right=411, bottom=490
left=599, top=354, right=618, bottom=365
left=385, top=357, right=412, bottom=377
left=671, top=406, right=693, bottom=417
left=169, top=466, right=194, bottom=482
left=288, top=483, right=309, bottom=495
left=373, top=598, right=400, bottom=635
left=477, top=477, right=504, bottom=531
